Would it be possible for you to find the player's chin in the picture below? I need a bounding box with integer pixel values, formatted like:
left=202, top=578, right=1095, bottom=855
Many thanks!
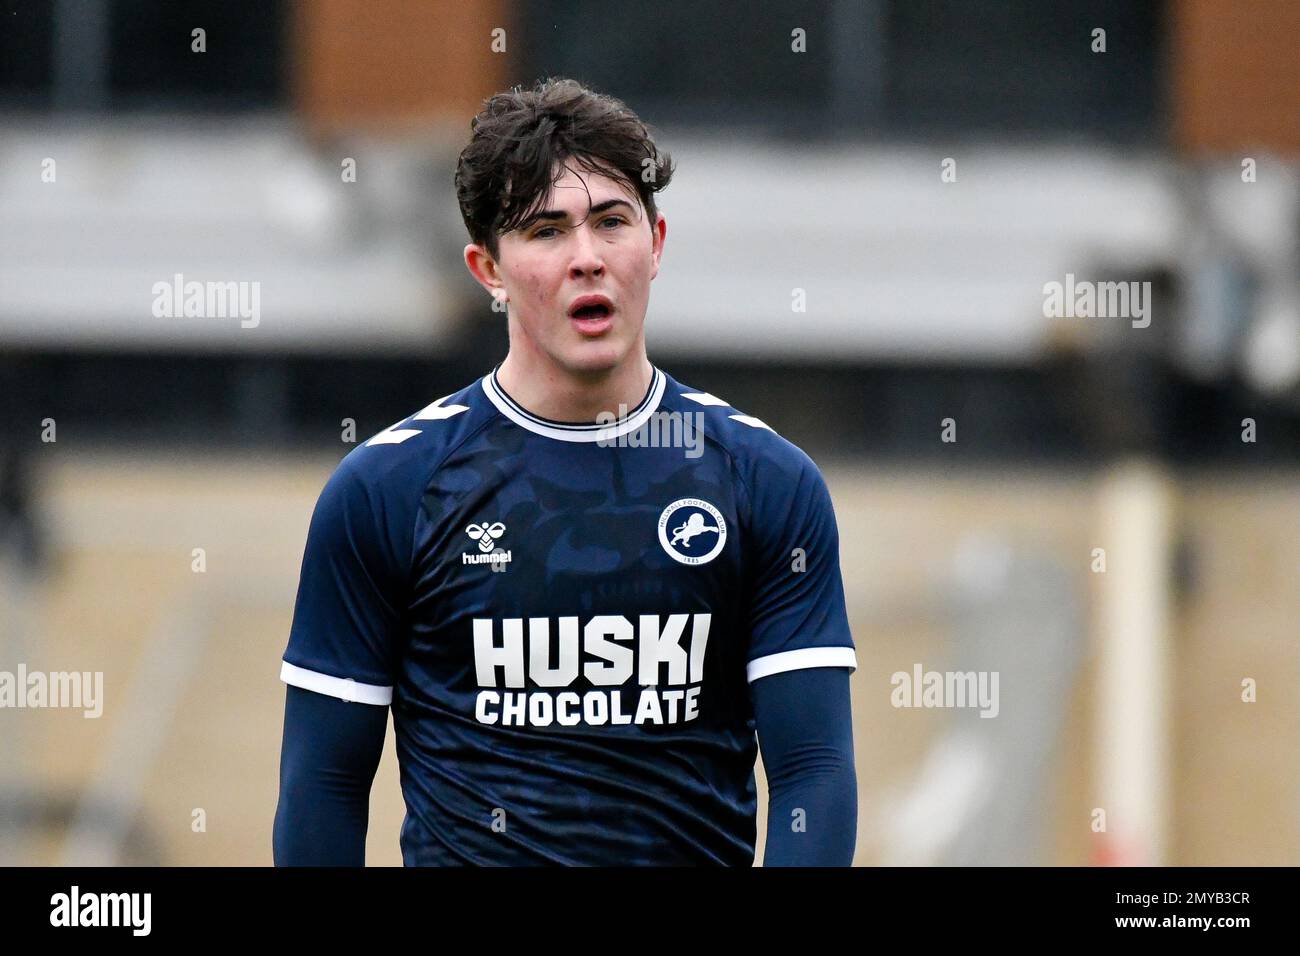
left=563, top=350, right=623, bottom=376
left=562, top=333, right=632, bottom=371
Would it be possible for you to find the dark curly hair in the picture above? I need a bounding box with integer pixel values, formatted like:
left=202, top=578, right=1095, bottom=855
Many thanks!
left=455, top=76, right=675, bottom=262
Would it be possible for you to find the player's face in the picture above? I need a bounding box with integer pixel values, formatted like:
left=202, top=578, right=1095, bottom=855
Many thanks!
left=468, top=158, right=666, bottom=376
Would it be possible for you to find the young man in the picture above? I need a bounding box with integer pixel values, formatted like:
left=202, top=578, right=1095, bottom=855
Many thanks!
left=274, top=77, right=858, bottom=866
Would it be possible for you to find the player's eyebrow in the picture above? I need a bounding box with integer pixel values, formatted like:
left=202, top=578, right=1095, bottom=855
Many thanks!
left=521, top=198, right=636, bottom=230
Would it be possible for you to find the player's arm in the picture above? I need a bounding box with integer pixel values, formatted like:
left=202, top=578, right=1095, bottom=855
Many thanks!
left=752, top=665, right=856, bottom=866
left=273, top=446, right=413, bottom=866
left=273, top=685, right=388, bottom=866
left=743, top=439, right=859, bottom=866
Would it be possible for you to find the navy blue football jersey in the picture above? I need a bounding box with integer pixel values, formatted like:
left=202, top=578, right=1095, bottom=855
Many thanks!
left=280, top=365, right=857, bottom=865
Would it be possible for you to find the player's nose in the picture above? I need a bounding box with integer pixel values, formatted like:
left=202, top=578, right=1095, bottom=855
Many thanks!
left=567, top=224, right=605, bottom=278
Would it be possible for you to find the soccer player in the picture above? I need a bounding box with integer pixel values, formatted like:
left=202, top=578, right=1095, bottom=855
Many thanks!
left=273, top=77, right=858, bottom=866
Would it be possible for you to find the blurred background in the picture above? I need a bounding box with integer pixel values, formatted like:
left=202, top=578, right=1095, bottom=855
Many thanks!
left=1, top=0, right=1297, bottom=866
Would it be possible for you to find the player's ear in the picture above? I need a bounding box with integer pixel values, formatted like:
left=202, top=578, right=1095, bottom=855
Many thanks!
left=649, top=213, right=666, bottom=280
left=464, top=243, right=507, bottom=302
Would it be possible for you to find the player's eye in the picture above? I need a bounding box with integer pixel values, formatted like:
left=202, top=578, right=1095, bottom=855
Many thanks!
left=532, top=217, right=622, bottom=239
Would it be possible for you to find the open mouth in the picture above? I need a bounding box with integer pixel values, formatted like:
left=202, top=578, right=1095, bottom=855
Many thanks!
left=570, top=304, right=612, bottom=320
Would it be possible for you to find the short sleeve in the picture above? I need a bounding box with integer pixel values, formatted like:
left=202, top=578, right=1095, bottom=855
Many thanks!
left=280, top=450, right=414, bottom=705
left=744, top=448, right=857, bottom=683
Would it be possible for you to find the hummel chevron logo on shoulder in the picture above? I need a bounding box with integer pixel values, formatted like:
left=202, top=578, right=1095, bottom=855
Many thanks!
left=681, top=392, right=770, bottom=430
left=681, top=392, right=730, bottom=407
left=366, top=395, right=470, bottom=446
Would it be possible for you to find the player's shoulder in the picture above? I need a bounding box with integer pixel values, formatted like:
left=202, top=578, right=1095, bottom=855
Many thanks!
left=659, top=369, right=821, bottom=481
left=327, top=374, right=494, bottom=500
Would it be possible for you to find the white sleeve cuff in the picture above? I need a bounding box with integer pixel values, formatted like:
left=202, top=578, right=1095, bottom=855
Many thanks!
left=747, top=646, right=858, bottom=683
left=280, top=661, right=393, bottom=705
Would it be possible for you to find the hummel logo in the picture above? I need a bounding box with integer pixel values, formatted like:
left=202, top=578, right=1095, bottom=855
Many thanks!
left=466, top=522, right=506, bottom=552
left=464, top=522, right=512, bottom=568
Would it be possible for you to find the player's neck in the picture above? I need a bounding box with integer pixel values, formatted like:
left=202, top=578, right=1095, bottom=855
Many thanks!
left=495, top=349, right=655, bottom=424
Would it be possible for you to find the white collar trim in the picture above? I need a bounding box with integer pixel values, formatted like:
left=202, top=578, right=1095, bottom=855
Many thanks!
left=481, top=366, right=666, bottom=443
